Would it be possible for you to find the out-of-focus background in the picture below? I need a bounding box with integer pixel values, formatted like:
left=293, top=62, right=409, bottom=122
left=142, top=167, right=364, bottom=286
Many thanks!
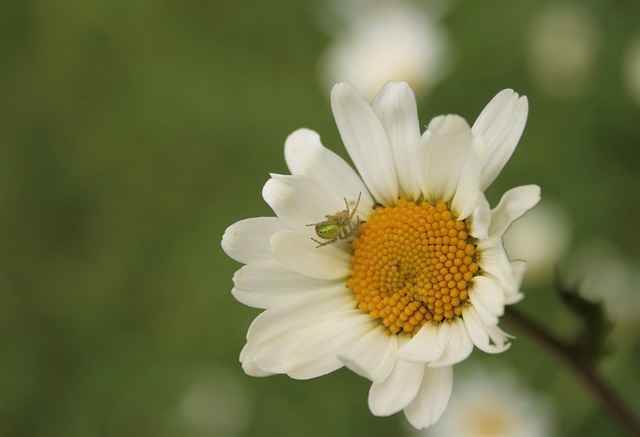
left=1, top=0, right=639, bottom=435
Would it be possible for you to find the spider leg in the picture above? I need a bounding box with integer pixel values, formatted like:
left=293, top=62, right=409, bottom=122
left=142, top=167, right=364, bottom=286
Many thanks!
left=347, top=192, right=362, bottom=222
left=343, top=197, right=350, bottom=213
left=311, top=237, right=338, bottom=248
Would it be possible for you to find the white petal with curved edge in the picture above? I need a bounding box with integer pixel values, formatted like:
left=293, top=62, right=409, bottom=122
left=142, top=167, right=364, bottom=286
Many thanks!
left=472, top=89, right=529, bottom=190
left=469, top=193, right=491, bottom=239
left=486, top=325, right=515, bottom=352
left=240, top=344, right=274, bottom=377
left=469, top=276, right=505, bottom=318
left=285, top=312, right=373, bottom=379
left=462, top=304, right=490, bottom=351
left=505, top=291, right=524, bottom=305
left=504, top=260, right=526, bottom=304
left=468, top=293, right=500, bottom=326
left=248, top=289, right=356, bottom=373
left=331, top=82, right=398, bottom=204
left=489, top=184, right=541, bottom=237
left=231, top=259, right=336, bottom=309
left=428, top=319, right=474, bottom=367
left=403, top=366, right=453, bottom=429
left=339, top=325, right=398, bottom=382
left=284, top=128, right=374, bottom=218
left=246, top=286, right=352, bottom=346
left=271, top=230, right=351, bottom=280
left=462, top=305, right=511, bottom=353
left=450, top=134, right=483, bottom=220
left=372, top=81, right=422, bottom=199
left=221, top=217, right=286, bottom=264
left=477, top=237, right=513, bottom=285
left=394, top=322, right=449, bottom=363
left=368, top=352, right=425, bottom=416
left=263, top=174, right=346, bottom=232
left=510, top=259, right=527, bottom=286
left=419, top=115, right=474, bottom=205
left=253, top=307, right=369, bottom=380
left=486, top=322, right=514, bottom=350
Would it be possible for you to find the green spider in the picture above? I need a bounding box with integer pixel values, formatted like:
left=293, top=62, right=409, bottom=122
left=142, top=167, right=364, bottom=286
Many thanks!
left=307, top=192, right=362, bottom=248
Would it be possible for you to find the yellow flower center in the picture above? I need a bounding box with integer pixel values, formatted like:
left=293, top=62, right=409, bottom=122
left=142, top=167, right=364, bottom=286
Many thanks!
left=348, top=198, right=479, bottom=335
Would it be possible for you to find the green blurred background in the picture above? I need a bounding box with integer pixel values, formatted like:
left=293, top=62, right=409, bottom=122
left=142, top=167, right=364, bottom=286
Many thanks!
left=0, top=1, right=638, bottom=436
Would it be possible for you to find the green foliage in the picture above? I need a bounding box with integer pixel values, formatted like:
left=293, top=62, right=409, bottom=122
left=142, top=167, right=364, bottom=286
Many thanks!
left=555, top=270, right=613, bottom=365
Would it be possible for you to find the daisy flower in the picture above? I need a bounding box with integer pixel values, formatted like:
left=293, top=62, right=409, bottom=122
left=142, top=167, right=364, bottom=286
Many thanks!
left=222, top=81, right=540, bottom=429
left=423, top=368, right=554, bottom=437
left=527, top=2, right=600, bottom=99
left=318, top=1, right=452, bottom=101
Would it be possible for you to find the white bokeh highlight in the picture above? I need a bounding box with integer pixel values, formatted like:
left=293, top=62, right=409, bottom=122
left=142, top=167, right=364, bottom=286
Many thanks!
left=318, top=1, right=453, bottom=101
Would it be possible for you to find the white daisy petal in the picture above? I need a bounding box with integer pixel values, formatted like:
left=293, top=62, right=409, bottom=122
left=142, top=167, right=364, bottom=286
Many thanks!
left=462, top=305, right=491, bottom=352
left=284, top=128, right=374, bottom=218
left=246, top=286, right=352, bottom=346
left=331, top=82, right=399, bottom=204
left=371, top=81, right=422, bottom=199
left=403, top=366, right=453, bottom=429
left=505, top=292, right=525, bottom=305
left=472, top=89, right=529, bottom=190
left=221, top=217, right=286, bottom=264
left=250, top=338, right=300, bottom=375
left=240, top=344, right=274, bottom=377
left=429, top=320, right=474, bottom=367
left=486, top=323, right=514, bottom=352
left=368, top=353, right=425, bottom=416
left=504, top=260, right=527, bottom=304
left=339, top=325, right=398, bottom=382
left=394, top=323, right=437, bottom=362
left=286, top=312, right=373, bottom=380
left=271, top=230, right=351, bottom=280
left=469, top=276, right=506, bottom=318
left=395, top=322, right=449, bottom=363
left=476, top=237, right=512, bottom=285
left=231, top=259, right=336, bottom=309
left=255, top=308, right=370, bottom=380
left=262, top=174, right=345, bottom=231
left=469, top=193, right=491, bottom=239
left=510, top=260, right=528, bottom=284
left=419, top=115, right=474, bottom=205
left=462, top=305, right=511, bottom=353
left=489, top=184, right=542, bottom=237
left=468, top=293, right=500, bottom=326
left=248, top=289, right=355, bottom=373
left=450, top=135, right=483, bottom=220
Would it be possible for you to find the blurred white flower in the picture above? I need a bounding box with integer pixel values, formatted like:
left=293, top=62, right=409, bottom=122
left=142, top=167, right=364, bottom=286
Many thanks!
left=623, top=36, right=640, bottom=107
left=424, top=368, right=554, bottom=437
left=179, top=368, right=251, bottom=435
left=564, top=240, right=640, bottom=328
left=318, top=1, right=453, bottom=101
left=503, top=198, right=571, bottom=285
left=527, top=2, right=600, bottom=99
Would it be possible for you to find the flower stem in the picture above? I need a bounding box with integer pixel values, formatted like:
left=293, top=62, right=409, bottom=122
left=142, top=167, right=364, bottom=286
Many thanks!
left=503, top=307, right=640, bottom=436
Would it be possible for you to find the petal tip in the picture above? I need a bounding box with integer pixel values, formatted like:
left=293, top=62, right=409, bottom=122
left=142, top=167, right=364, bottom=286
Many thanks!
left=428, top=114, right=471, bottom=135
left=331, top=81, right=356, bottom=99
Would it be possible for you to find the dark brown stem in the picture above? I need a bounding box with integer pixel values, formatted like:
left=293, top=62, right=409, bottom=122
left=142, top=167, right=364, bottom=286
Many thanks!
left=503, top=307, right=640, bottom=436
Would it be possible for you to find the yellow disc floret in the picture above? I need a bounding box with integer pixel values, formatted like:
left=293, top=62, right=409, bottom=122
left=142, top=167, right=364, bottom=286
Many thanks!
left=348, top=199, right=479, bottom=335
